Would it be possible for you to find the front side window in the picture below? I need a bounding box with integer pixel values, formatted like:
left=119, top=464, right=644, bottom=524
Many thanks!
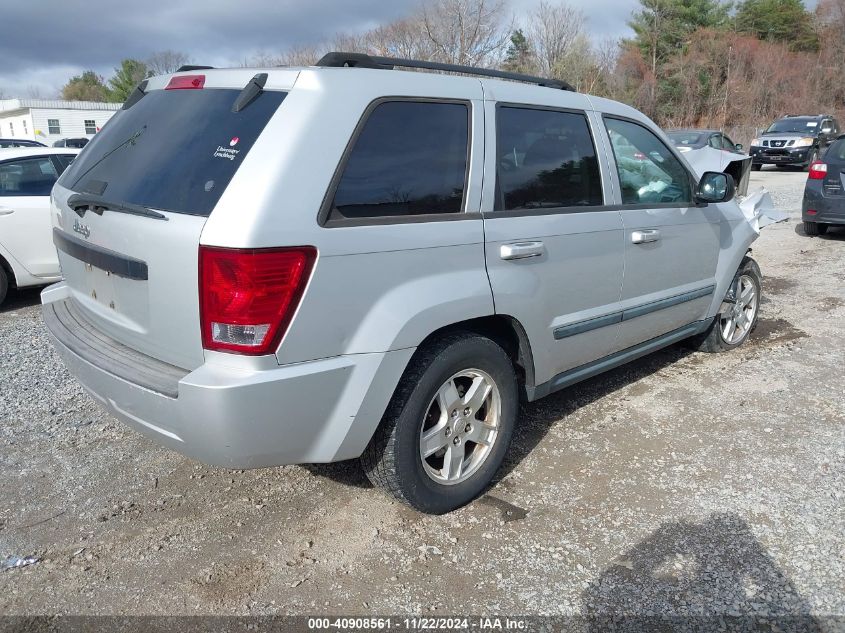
left=0, top=157, right=59, bottom=197
left=84, top=119, right=96, bottom=134
left=708, top=134, right=722, bottom=149
left=605, top=117, right=692, bottom=205
left=496, top=106, right=603, bottom=210
left=327, top=100, right=469, bottom=222
left=721, top=135, right=737, bottom=150
left=47, top=119, right=61, bottom=134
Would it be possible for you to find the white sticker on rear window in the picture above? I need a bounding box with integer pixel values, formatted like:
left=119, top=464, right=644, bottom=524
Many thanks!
left=213, top=136, right=241, bottom=161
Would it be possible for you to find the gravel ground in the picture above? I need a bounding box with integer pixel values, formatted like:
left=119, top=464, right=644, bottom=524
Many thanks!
left=0, top=170, right=843, bottom=627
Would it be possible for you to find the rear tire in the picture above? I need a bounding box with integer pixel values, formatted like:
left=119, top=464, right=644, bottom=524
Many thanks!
left=361, top=333, right=518, bottom=514
left=693, top=257, right=761, bottom=353
left=804, top=221, right=827, bottom=236
left=0, top=267, right=7, bottom=306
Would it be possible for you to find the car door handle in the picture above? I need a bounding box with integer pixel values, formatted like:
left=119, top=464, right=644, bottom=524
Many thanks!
left=500, top=241, right=544, bottom=260
left=631, top=229, right=661, bottom=244
left=0, top=206, right=13, bottom=216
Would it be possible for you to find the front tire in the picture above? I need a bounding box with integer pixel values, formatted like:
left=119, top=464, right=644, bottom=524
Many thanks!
left=694, top=257, right=761, bottom=353
left=362, top=333, right=518, bottom=514
left=804, top=221, right=827, bottom=236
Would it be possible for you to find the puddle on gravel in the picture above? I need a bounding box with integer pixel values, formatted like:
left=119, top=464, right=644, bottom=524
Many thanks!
left=750, top=318, right=808, bottom=346
left=817, top=297, right=845, bottom=312
left=479, top=495, right=528, bottom=523
left=763, top=276, right=797, bottom=295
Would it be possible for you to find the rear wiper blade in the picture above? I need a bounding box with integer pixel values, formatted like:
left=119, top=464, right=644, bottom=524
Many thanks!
left=67, top=193, right=168, bottom=221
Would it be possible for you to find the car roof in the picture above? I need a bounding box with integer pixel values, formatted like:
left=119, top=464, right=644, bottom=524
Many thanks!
left=0, top=147, right=82, bottom=159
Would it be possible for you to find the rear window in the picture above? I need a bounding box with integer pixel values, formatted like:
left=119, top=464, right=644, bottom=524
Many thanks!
left=667, top=131, right=704, bottom=147
left=58, top=87, right=285, bottom=216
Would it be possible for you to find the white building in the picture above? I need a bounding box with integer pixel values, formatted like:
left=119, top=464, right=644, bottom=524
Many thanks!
left=0, top=99, right=121, bottom=145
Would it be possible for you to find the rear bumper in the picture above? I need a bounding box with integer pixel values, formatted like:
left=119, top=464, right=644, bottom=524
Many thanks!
left=802, top=188, right=845, bottom=225
left=42, top=283, right=413, bottom=468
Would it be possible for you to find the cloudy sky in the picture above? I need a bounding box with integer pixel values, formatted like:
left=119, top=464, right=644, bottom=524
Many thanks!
left=1, top=0, right=641, bottom=98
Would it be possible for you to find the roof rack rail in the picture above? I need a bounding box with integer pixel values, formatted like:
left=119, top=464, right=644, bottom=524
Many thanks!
left=176, top=65, right=214, bottom=72
left=315, top=52, right=575, bottom=91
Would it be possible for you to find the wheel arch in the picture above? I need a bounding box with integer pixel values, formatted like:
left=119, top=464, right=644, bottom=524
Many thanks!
left=414, top=314, right=536, bottom=402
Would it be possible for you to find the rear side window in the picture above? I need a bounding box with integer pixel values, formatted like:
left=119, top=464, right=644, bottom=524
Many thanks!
left=0, top=157, right=59, bottom=196
left=58, top=88, right=286, bottom=216
left=829, top=139, right=845, bottom=161
left=605, top=117, right=692, bottom=206
left=496, top=106, right=603, bottom=210
left=326, top=100, right=469, bottom=222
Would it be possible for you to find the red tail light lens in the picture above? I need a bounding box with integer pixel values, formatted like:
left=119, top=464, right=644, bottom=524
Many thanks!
left=166, top=74, right=205, bottom=90
left=808, top=161, right=828, bottom=180
left=199, top=246, right=317, bottom=355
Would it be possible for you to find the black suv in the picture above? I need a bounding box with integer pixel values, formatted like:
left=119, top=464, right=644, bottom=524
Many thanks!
left=749, top=114, right=840, bottom=171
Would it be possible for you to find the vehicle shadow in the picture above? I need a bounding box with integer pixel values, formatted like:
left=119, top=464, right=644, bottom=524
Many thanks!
left=794, top=222, right=845, bottom=240
left=309, top=341, right=697, bottom=493
left=494, top=342, right=696, bottom=484
left=0, top=286, right=43, bottom=313
left=579, top=512, right=827, bottom=632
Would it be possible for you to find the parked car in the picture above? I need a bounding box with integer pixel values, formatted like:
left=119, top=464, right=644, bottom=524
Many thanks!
left=666, top=129, right=752, bottom=196
left=53, top=138, right=89, bottom=148
left=0, top=138, right=47, bottom=148
left=42, top=54, right=765, bottom=513
left=0, top=148, right=79, bottom=305
left=749, top=114, right=840, bottom=171
left=802, top=135, right=845, bottom=235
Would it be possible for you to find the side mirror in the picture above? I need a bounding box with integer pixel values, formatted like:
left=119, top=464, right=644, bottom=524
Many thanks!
left=822, top=127, right=833, bottom=134
left=696, top=171, right=735, bottom=203
left=735, top=143, right=743, bottom=151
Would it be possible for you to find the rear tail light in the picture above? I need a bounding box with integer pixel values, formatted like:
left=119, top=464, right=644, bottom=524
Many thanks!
left=199, top=246, right=317, bottom=355
left=808, top=161, right=828, bottom=180
left=806, top=209, right=818, bottom=215
left=166, top=74, right=205, bottom=90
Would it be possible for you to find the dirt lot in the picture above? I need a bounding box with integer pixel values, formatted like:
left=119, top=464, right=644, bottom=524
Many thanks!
left=0, top=170, right=843, bottom=624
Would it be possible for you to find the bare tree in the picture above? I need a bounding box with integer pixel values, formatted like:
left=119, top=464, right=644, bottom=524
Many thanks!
left=419, top=0, right=511, bottom=65
left=528, top=1, right=587, bottom=77
left=146, top=50, right=192, bottom=75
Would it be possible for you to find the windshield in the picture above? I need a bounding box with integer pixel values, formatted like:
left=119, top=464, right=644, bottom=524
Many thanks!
left=58, top=87, right=285, bottom=217
left=765, top=119, right=819, bottom=134
left=667, top=131, right=704, bottom=147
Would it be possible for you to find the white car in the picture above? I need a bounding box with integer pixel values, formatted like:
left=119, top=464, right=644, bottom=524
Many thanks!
left=0, top=147, right=79, bottom=304
left=666, top=129, right=753, bottom=196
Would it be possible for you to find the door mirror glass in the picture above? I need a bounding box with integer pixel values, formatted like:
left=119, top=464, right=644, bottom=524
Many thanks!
left=696, top=171, right=735, bottom=203
left=734, top=143, right=743, bottom=151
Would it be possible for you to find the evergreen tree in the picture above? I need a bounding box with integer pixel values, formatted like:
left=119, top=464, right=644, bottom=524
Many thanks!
left=107, top=59, right=149, bottom=103
left=503, top=29, right=534, bottom=73
left=735, top=0, right=819, bottom=52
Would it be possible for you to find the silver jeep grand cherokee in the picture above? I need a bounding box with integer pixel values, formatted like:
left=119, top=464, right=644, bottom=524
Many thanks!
left=42, top=53, right=763, bottom=513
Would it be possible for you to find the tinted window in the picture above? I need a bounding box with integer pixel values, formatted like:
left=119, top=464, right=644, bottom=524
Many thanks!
left=828, top=139, right=845, bottom=161
left=708, top=135, right=722, bottom=149
left=0, top=157, right=59, bottom=197
left=605, top=118, right=692, bottom=205
left=329, top=101, right=468, bottom=221
left=766, top=118, right=819, bottom=134
left=496, top=107, right=602, bottom=210
left=721, top=135, right=737, bottom=150
left=58, top=88, right=286, bottom=216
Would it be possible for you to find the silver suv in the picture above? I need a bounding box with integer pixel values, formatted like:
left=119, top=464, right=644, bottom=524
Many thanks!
left=42, top=54, right=764, bottom=513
